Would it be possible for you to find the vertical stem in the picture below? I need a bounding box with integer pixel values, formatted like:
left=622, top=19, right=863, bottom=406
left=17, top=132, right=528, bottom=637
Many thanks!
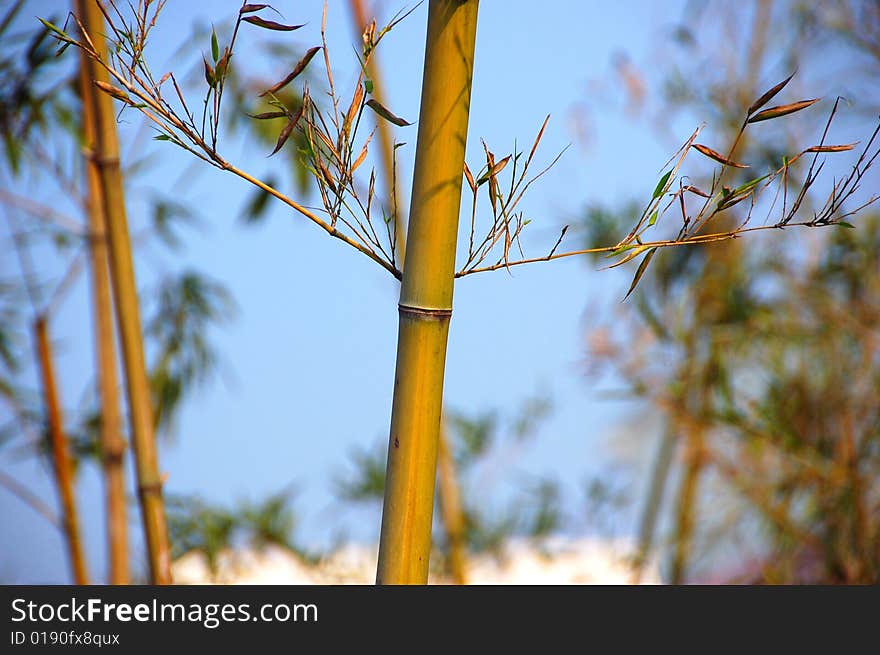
left=437, top=422, right=467, bottom=584
left=34, top=317, right=90, bottom=585
left=77, top=5, right=129, bottom=584
left=78, top=0, right=171, bottom=584
left=669, top=428, right=704, bottom=584
left=631, top=424, right=676, bottom=584
left=347, top=0, right=407, bottom=264
left=376, top=0, right=479, bottom=585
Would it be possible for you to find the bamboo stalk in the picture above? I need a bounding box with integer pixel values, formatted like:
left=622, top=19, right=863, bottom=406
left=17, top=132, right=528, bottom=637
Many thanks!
left=631, top=424, right=676, bottom=584
left=376, top=0, right=479, bottom=585
left=436, top=421, right=467, bottom=584
left=76, top=2, right=130, bottom=584
left=77, top=0, right=171, bottom=584
left=34, top=317, right=90, bottom=585
left=348, top=0, right=469, bottom=583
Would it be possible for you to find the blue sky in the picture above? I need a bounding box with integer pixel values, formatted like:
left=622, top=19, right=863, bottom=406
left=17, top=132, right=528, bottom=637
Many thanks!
left=5, top=0, right=868, bottom=583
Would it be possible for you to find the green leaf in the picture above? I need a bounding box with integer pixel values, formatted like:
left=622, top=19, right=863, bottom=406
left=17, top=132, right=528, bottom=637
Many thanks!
left=836, top=221, right=855, bottom=228
left=364, top=79, right=374, bottom=94
left=153, top=134, right=172, bottom=141
left=211, top=28, right=219, bottom=62
left=648, top=210, right=659, bottom=226
left=624, top=247, right=657, bottom=300
left=652, top=169, right=672, bottom=199
left=37, top=18, right=71, bottom=41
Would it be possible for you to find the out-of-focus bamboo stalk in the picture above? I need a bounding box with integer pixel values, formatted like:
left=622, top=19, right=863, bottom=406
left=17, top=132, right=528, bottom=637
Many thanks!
left=631, top=425, right=676, bottom=584
left=77, top=4, right=129, bottom=583
left=376, top=0, right=479, bottom=584
left=34, top=317, right=89, bottom=585
left=436, top=422, right=467, bottom=584
left=78, top=0, right=171, bottom=584
left=347, top=0, right=407, bottom=264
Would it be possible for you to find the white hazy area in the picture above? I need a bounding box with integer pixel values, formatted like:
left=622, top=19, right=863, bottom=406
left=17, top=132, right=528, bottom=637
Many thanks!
left=173, top=538, right=661, bottom=585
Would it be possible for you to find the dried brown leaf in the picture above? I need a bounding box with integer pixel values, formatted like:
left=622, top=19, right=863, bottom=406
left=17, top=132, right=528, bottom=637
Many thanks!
left=747, top=73, right=795, bottom=116
left=259, top=46, right=321, bottom=97
left=248, top=110, right=289, bottom=120
left=747, top=98, right=820, bottom=124
left=343, top=82, right=365, bottom=136
left=94, top=80, right=130, bottom=103
left=682, top=185, right=710, bottom=198
left=242, top=16, right=304, bottom=31
left=691, top=143, right=749, bottom=168
left=804, top=142, right=858, bottom=153
left=269, top=105, right=304, bottom=156
left=240, top=3, right=269, bottom=14
left=365, top=98, right=411, bottom=127
left=463, top=162, right=476, bottom=193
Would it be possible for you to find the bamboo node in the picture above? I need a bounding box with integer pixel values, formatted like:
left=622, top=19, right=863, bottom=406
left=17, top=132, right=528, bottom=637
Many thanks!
left=397, top=303, right=452, bottom=319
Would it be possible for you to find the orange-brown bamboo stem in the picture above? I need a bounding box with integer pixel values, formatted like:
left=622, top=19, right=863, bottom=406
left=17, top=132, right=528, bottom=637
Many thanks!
left=436, top=422, right=467, bottom=584
left=78, top=0, right=171, bottom=584
left=347, top=0, right=406, bottom=263
left=34, top=317, right=90, bottom=584
left=77, top=4, right=130, bottom=583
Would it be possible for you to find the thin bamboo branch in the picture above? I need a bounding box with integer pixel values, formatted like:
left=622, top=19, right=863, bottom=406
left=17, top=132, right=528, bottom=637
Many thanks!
left=0, top=468, right=62, bottom=532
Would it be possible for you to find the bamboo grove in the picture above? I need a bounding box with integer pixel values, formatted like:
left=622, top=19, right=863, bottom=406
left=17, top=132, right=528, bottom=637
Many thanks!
left=3, top=0, right=878, bottom=584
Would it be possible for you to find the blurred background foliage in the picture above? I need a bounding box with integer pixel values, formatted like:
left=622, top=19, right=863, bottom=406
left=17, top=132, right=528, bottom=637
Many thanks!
left=580, top=0, right=879, bottom=582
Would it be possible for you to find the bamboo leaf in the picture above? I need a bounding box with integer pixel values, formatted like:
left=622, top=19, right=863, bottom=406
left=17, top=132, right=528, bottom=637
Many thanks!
left=269, top=105, right=304, bottom=156
left=804, top=143, right=858, bottom=153
left=836, top=221, right=855, bottom=228
left=489, top=155, right=511, bottom=177
left=94, top=80, right=130, bottom=103
left=343, top=82, right=365, bottom=136
left=365, top=98, right=411, bottom=126
left=37, top=18, right=72, bottom=42
left=242, top=16, right=303, bottom=31
left=682, top=185, right=710, bottom=198
left=648, top=210, right=659, bottom=226
left=211, top=28, right=219, bottom=62
left=364, top=79, right=374, bottom=94
left=239, top=3, right=270, bottom=14
left=259, top=46, right=321, bottom=97
left=463, top=162, right=476, bottom=192
left=731, top=174, right=770, bottom=196
left=691, top=143, right=749, bottom=168
left=747, top=73, right=795, bottom=116
left=747, top=98, right=820, bottom=124
left=652, top=169, right=673, bottom=199
left=624, top=247, right=657, bottom=300
left=203, top=58, right=215, bottom=88
left=247, top=110, right=288, bottom=120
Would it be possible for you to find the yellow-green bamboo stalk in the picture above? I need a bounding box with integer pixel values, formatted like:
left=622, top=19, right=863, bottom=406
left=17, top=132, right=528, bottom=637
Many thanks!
left=348, top=0, right=470, bottom=583
left=34, top=317, right=90, bottom=585
left=78, top=0, right=171, bottom=584
left=76, top=5, right=130, bottom=584
left=376, top=0, right=479, bottom=585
